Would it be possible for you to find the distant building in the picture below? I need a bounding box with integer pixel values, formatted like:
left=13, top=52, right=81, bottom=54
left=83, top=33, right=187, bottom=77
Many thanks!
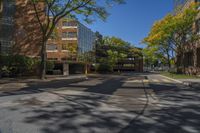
left=47, top=18, right=96, bottom=62
left=95, top=44, right=143, bottom=72
left=175, top=0, right=200, bottom=75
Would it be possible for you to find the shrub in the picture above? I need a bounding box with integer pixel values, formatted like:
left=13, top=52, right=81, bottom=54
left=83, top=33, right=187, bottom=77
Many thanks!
left=97, top=63, right=113, bottom=73
left=0, top=54, right=39, bottom=77
left=46, top=61, right=55, bottom=71
left=0, top=66, right=11, bottom=77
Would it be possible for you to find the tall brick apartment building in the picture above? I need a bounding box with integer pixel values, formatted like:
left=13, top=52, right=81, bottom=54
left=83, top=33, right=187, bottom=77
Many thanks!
left=175, top=0, right=200, bottom=75
left=0, top=0, right=44, bottom=56
left=0, top=0, right=95, bottom=59
left=0, top=0, right=95, bottom=74
left=47, top=18, right=95, bottom=62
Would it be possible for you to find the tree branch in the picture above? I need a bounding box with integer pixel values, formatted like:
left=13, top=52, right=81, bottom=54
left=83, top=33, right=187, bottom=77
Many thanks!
left=31, top=1, right=45, bottom=35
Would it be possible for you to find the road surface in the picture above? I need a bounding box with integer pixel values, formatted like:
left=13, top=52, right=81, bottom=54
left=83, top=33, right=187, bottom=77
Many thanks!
left=0, top=73, right=199, bottom=133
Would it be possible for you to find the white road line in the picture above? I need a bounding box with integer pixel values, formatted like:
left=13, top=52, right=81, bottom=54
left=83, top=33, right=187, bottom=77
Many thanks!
left=159, top=75, right=182, bottom=83
left=143, top=80, right=149, bottom=83
left=125, top=80, right=142, bottom=83
left=125, top=79, right=150, bottom=83
left=152, top=79, right=159, bottom=83
left=161, top=79, right=171, bottom=83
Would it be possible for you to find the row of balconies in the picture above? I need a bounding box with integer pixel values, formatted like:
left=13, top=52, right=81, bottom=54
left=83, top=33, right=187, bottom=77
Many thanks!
left=46, top=43, right=77, bottom=52
left=48, top=37, right=77, bottom=42
left=61, top=26, right=77, bottom=29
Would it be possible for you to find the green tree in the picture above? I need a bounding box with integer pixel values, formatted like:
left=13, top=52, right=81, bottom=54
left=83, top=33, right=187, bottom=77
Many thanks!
left=103, top=36, right=130, bottom=68
left=96, top=36, right=142, bottom=72
left=31, top=0, right=125, bottom=79
left=143, top=2, right=199, bottom=71
left=95, top=31, right=104, bottom=46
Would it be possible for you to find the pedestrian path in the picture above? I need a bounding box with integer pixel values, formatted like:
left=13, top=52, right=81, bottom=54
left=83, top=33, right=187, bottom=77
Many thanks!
left=150, top=78, right=173, bottom=83
left=125, top=78, right=174, bottom=83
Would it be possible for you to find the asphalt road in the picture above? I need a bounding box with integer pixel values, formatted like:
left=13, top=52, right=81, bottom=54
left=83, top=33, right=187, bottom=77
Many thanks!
left=0, top=73, right=199, bottom=133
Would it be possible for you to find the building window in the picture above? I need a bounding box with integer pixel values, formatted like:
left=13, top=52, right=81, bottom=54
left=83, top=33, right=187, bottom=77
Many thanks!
left=68, top=32, right=77, bottom=38
left=62, top=43, right=76, bottom=51
left=47, top=44, right=57, bottom=51
left=62, top=44, right=68, bottom=50
left=62, top=32, right=77, bottom=38
left=62, top=21, right=77, bottom=27
left=62, top=32, right=67, bottom=38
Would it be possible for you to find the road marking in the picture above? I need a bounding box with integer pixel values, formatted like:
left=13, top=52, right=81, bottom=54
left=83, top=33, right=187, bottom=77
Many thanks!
left=161, top=79, right=171, bottom=83
left=152, top=79, right=159, bottom=83
left=151, top=79, right=172, bottom=83
left=159, top=75, right=182, bottom=83
left=125, top=80, right=142, bottom=83
left=143, top=80, right=149, bottom=83
left=125, top=79, right=150, bottom=83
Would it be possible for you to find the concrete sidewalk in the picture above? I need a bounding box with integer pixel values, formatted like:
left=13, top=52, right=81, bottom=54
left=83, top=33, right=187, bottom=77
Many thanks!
left=160, top=74, right=200, bottom=88
left=178, top=79, right=200, bottom=88
left=0, top=74, right=86, bottom=82
left=0, top=75, right=87, bottom=93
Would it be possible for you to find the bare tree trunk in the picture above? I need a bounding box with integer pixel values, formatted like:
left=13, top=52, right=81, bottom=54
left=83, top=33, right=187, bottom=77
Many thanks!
left=166, top=48, right=171, bottom=70
left=193, top=47, right=197, bottom=74
left=176, top=52, right=183, bottom=74
left=182, top=52, right=186, bottom=74
left=167, top=53, right=171, bottom=69
left=40, top=40, right=47, bottom=80
left=193, top=50, right=197, bottom=67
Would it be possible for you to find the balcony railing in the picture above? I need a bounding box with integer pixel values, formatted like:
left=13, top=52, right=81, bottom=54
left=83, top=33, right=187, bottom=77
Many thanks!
left=61, top=37, right=77, bottom=41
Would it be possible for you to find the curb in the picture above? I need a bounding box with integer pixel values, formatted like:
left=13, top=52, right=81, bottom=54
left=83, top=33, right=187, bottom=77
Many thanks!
left=159, top=74, right=200, bottom=87
left=0, top=75, right=88, bottom=94
left=159, top=75, right=183, bottom=83
left=46, top=75, right=87, bottom=80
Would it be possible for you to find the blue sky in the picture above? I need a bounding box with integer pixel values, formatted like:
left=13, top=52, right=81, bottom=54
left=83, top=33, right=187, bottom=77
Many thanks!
left=80, top=0, right=174, bottom=48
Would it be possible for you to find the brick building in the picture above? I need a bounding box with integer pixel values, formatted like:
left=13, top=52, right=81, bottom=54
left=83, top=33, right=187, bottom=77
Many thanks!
left=0, top=1, right=95, bottom=60
left=47, top=18, right=95, bottom=62
left=0, top=0, right=95, bottom=74
left=175, top=0, right=200, bottom=75
left=0, top=0, right=44, bottom=57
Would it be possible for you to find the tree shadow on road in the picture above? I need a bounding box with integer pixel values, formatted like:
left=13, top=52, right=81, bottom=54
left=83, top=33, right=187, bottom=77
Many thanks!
left=0, top=74, right=147, bottom=97
left=119, top=82, right=200, bottom=133
left=0, top=74, right=152, bottom=133
left=1, top=74, right=200, bottom=133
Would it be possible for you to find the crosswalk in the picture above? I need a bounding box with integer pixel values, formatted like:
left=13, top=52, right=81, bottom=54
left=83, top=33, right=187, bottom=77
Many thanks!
left=149, top=78, right=174, bottom=83
left=125, top=78, right=174, bottom=83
